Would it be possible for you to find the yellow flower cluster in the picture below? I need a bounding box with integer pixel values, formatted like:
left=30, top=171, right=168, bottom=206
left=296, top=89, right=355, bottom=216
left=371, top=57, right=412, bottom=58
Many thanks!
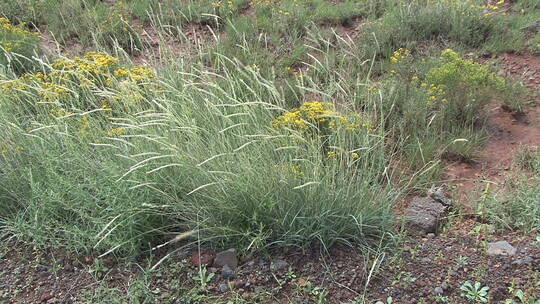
left=390, top=48, right=411, bottom=63
left=272, top=101, right=371, bottom=134
left=52, top=51, right=119, bottom=75
left=0, top=17, right=39, bottom=52
left=0, top=18, right=38, bottom=38
left=422, top=49, right=504, bottom=104
left=212, top=0, right=234, bottom=10
left=272, top=101, right=335, bottom=130
left=0, top=141, right=24, bottom=156
left=421, top=82, right=448, bottom=104
left=250, top=0, right=296, bottom=16
left=107, top=128, right=127, bottom=137
left=326, top=150, right=360, bottom=160
left=1, top=51, right=157, bottom=111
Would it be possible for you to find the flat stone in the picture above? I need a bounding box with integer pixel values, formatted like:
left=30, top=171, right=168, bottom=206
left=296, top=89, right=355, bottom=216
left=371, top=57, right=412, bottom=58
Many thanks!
left=214, top=249, right=238, bottom=270
left=487, top=241, right=517, bottom=256
left=405, top=196, right=448, bottom=235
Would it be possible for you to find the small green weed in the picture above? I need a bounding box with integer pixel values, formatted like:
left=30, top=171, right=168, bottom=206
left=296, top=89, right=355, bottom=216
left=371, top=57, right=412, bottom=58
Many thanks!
left=460, top=281, right=490, bottom=303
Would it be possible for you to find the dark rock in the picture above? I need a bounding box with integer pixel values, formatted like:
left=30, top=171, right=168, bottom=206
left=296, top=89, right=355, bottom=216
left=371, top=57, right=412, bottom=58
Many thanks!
left=512, top=256, right=533, bottom=265
left=405, top=196, right=448, bottom=235
left=487, top=241, right=517, bottom=256
left=271, top=259, right=289, bottom=271
left=221, top=264, right=236, bottom=279
left=214, top=249, right=238, bottom=269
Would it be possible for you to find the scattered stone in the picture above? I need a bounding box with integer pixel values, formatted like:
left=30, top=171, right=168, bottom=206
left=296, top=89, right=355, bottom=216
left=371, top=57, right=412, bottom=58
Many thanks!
left=214, top=249, right=238, bottom=270
left=434, top=287, right=444, bottom=295
left=271, top=259, right=289, bottom=271
left=427, top=233, right=436, bottom=239
left=405, top=196, right=448, bottom=235
left=421, top=257, right=432, bottom=263
left=221, top=264, right=236, bottom=279
left=40, top=293, right=53, bottom=302
left=512, top=256, right=533, bottom=266
left=428, top=186, right=454, bottom=206
left=487, top=241, right=517, bottom=256
left=218, top=283, right=229, bottom=293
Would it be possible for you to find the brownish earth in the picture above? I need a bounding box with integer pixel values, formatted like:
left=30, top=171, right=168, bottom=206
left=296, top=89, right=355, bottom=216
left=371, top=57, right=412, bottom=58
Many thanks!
left=1, top=225, right=539, bottom=303
left=1, top=51, right=540, bottom=303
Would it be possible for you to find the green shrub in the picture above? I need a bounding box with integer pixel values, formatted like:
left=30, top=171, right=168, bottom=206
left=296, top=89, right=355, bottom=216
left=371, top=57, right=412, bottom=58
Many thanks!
left=361, top=0, right=509, bottom=57
left=422, top=49, right=505, bottom=125
left=0, top=18, right=40, bottom=74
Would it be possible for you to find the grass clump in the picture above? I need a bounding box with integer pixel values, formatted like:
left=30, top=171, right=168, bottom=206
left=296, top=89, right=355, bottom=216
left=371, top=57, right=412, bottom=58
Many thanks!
left=0, top=17, right=40, bottom=74
left=375, top=48, right=513, bottom=179
left=487, top=178, right=540, bottom=233
left=0, top=52, right=163, bottom=256
left=487, top=147, right=540, bottom=233
left=361, top=0, right=513, bottom=57
left=0, top=50, right=397, bottom=255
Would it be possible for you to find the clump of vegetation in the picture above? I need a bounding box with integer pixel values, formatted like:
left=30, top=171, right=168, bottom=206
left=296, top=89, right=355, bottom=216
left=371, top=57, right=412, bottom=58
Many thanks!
left=0, top=49, right=396, bottom=255
left=1, top=51, right=157, bottom=124
left=0, top=17, right=40, bottom=74
left=422, top=49, right=505, bottom=124
left=487, top=147, right=540, bottom=233
left=0, top=0, right=536, bottom=263
left=361, top=0, right=513, bottom=57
